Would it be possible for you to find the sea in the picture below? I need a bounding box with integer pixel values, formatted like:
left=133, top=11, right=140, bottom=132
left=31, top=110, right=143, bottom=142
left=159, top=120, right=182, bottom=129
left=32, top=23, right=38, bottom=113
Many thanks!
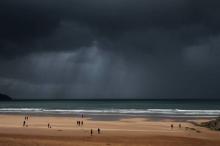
left=0, top=99, right=220, bottom=118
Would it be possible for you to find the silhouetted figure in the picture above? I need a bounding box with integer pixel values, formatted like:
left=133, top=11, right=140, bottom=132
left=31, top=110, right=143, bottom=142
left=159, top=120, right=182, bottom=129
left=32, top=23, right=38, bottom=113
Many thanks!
left=98, top=128, right=101, bottom=134
left=48, top=123, right=50, bottom=128
left=77, top=121, right=81, bottom=126
left=171, top=124, right=174, bottom=129
left=82, top=114, right=84, bottom=118
left=179, top=124, right=181, bottom=128
left=23, top=121, right=26, bottom=127
left=25, top=116, right=28, bottom=120
left=90, top=129, right=93, bottom=136
left=81, top=121, right=83, bottom=126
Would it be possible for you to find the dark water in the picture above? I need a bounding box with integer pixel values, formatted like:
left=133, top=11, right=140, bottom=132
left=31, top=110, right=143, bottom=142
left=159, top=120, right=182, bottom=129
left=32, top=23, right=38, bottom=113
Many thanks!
left=0, top=99, right=220, bottom=117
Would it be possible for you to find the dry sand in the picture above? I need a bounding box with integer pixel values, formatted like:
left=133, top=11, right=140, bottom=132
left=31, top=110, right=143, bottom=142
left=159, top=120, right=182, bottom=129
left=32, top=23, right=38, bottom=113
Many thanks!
left=0, top=114, right=219, bottom=146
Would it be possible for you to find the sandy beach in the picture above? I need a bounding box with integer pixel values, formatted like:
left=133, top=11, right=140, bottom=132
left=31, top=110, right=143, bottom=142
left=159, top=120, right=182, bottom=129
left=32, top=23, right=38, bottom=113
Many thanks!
left=0, top=114, right=219, bottom=146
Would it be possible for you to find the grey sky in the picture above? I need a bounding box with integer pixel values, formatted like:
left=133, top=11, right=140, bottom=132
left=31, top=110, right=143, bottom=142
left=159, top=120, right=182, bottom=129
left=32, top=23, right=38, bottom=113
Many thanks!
left=0, top=0, right=220, bottom=99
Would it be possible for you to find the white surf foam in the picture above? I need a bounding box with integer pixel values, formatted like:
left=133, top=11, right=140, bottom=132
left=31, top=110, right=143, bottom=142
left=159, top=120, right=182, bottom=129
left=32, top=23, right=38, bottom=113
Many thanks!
left=0, top=108, right=220, bottom=117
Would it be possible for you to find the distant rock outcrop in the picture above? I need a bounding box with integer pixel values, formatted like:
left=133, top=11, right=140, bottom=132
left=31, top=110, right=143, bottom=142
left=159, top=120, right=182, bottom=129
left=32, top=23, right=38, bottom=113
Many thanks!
left=200, top=117, right=220, bottom=131
left=0, top=93, right=12, bottom=101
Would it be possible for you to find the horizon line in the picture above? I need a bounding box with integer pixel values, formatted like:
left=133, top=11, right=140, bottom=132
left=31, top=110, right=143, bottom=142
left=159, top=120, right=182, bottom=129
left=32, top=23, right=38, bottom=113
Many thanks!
left=7, top=98, right=220, bottom=101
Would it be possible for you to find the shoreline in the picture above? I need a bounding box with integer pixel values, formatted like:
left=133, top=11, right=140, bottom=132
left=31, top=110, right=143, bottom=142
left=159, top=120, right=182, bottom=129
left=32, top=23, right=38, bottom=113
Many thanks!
left=0, top=112, right=218, bottom=121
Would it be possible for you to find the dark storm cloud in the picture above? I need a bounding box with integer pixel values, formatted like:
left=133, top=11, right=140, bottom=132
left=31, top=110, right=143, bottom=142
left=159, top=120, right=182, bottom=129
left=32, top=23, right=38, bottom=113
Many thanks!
left=0, top=0, right=220, bottom=98
left=1, top=0, right=220, bottom=57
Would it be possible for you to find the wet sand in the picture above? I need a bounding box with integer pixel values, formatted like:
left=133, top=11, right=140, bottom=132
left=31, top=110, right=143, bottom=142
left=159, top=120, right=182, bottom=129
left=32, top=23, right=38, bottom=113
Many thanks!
left=0, top=114, right=219, bottom=146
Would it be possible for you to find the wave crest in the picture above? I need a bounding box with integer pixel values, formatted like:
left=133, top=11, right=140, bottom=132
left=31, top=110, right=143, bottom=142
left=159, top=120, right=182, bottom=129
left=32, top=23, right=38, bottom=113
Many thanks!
left=0, top=108, right=220, bottom=117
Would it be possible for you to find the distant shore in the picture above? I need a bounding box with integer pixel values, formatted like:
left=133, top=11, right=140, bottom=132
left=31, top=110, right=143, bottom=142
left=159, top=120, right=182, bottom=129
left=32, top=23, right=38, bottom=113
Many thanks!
left=0, top=114, right=219, bottom=146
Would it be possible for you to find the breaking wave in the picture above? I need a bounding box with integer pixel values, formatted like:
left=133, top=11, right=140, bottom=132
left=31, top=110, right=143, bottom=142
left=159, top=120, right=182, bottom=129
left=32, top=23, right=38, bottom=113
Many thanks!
left=0, top=108, right=220, bottom=117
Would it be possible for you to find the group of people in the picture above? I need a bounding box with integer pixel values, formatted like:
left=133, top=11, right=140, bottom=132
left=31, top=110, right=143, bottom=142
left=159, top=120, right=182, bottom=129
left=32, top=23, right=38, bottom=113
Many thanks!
left=24, top=116, right=29, bottom=120
left=23, top=116, right=29, bottom=127
left=77, top=120, right=83, bottom=126
left=170, top=123, right=182, bottom=129
left=78, top=114, right=102, bottom=136
left=90, top=128, right=101, bottom=136
left=22, top=114, right=103, bottom=136
left=76, top=114, right=84, bottom=126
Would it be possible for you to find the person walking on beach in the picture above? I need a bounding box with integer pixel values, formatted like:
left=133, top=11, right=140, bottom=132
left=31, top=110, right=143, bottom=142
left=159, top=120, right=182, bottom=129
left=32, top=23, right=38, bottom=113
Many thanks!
left=98, top=128, right=101, bottom=134
left=171, top=124, right=173, bottom=129
left=23, top=121, right=26, bottom=127
left=179, top=124, right=181, bottom=128
left=48, top=123, right=50, bottom=128
left=81, top=121, right=83, bottom=126
left=90, top=129, right=93, bottom=136
left=25, top=116, right=28, bottom=121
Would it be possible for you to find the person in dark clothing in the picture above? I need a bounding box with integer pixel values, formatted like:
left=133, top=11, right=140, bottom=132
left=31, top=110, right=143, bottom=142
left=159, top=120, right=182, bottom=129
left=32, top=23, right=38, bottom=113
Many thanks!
left=90, top=129, right=93, bottom=136
left=81, top=121, right=83, bottom=126
left=171, top=124, right=174, bottom=129
left=23, top=121, right=26, bottom=127
left=98, top=128, right=101, bottom=134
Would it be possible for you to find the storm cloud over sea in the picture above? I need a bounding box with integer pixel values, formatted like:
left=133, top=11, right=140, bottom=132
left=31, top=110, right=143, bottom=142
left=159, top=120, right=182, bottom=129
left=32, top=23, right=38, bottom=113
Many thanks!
left=0, top=0, right=220, bottom=99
